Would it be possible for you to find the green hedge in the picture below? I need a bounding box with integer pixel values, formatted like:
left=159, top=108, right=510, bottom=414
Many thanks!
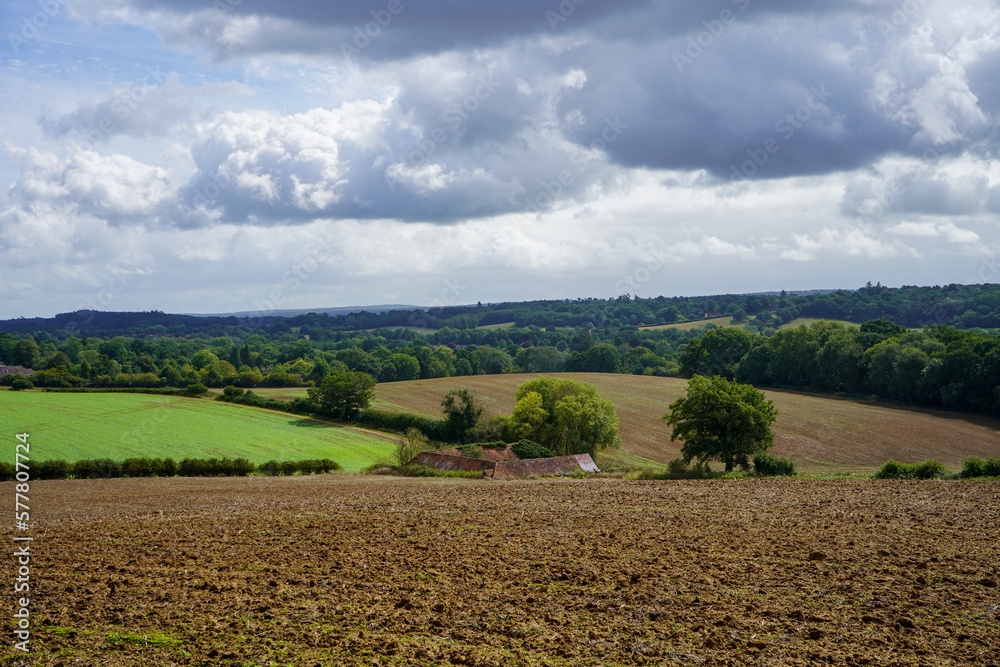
left=0, top=456, right=340, bottom=480
left=958, top=456, right=1000, bottom=478
left=355, top=409, right=446, bottom=440
left=753, top=452, right=796, bottom=476
left=874, top=459, right=950, bottom=480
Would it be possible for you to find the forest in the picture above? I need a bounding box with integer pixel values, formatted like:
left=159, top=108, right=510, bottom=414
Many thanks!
left=2, top=282, right=999, bottom=418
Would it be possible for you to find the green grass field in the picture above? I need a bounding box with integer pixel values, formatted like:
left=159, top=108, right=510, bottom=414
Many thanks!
left=1, top=392, right=398, bottom=472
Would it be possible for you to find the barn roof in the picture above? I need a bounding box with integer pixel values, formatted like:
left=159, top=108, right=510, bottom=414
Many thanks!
left=409, top=450, right=599, bottom=478
left=493, top=454, right=599, bottom=478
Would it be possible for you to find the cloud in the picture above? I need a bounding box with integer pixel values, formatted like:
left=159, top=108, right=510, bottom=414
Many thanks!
left=39, top=73, right=253, bottom=142
left=889, top=221, right=981, bottom=244
left=4, top=146, right=174, bottom=226
left=781, top=226, right=916, bottom=261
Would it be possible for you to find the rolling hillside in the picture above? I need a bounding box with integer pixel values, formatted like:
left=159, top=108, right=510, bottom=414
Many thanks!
left=372, top=373, right=1000, bottom=473
left=2, top=392, right=398, bottom=472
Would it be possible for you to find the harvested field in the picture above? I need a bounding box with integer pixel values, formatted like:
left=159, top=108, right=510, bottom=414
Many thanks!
left=373, top=373, right=1000, bottom=473
left=8, top=476, right=999, bottom=666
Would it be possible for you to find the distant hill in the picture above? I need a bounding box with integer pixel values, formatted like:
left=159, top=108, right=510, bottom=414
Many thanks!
left=185, top=304, right=424, bottom=318
left=370, top=373, right=1000, bottom=474
left=4, top=282, right=1000, bottom=337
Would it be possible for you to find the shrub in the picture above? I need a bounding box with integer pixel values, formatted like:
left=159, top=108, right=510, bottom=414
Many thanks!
left=37, top=460, right=71, bottom=480
left=223, top=385, right=245, bottom=398
left=0, top=462, right=14, bottom=481
left=510, top=439, right=555, bottom=460
left=912, top=459, right=949, bottom=480
left=73, top=459, right=95, bottom=479
left=156, top=458, right=178, bottom=477
left=10, top=376, right=34, bottom=391
left=959, top=456, right=1000, bottom=478
left=634, top=458, right=715, bottom=480
left=356, top=409, right=445, bottom=440
left=259, top=460, right=281, bottom=476
left=456, top=444, right=484, bottom=459
left=753, top=452, right=796, bottom=477
left=874, top=459, right=950, bottom=480
left=122, top=457, right=156, bottom=478
left=184, top=383, right=209, bottom=397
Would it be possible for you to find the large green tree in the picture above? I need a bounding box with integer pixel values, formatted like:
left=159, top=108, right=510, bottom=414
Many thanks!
left=307, top=371, right=376, bottom=419
left=664, top=375, right=778, bottom=472
left=441, top=388, right=482, bottom=442
left=508, top=376, right=620, bottom=456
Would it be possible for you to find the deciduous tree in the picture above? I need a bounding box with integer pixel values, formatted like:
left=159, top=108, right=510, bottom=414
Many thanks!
left=664, top=375, right=778, bottom=472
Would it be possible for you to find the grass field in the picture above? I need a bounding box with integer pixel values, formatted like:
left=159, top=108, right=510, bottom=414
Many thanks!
left=1, top=392, right=398, bottom=472
left=639, top=316, right=739, bottom=331
left=372, top=373, right=1000, bottom=473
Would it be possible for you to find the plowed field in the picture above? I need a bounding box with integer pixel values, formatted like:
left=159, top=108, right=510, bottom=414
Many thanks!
left=6, top=476, right=999, bottom=666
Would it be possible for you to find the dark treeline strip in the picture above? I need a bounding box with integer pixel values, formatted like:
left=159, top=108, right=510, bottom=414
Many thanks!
left=0, top=457, right=341, bottom=481
left=680, top=319, right=1000, bottom=417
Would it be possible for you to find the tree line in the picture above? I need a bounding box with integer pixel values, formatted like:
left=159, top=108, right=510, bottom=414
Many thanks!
left=680, top=320, right=1000, bottom=417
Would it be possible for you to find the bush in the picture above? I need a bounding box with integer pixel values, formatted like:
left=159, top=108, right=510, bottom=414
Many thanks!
left=223, top=385, right=245, bottom=398
left=0, top=462, right=14, bottom=481
left=37, top=460, right=71, bottom=480
left=456, top=444, right=484, bottom=459
left=184, top=383, right=209, bottom=397
left=10, top=376, right=34, bottom=390
left=511, top=439, right=555, bottom=460
left=874, top=459, right=950, bottom=480
left=122, top=457, right=156, bottom=478
left=753, top=452, right=796, bottom=477
left=156, top=458, right=178, bottom=477
left=356, top=409, right=445, bottom=440
left=178, top=457, right=255, bottom=477
left=634, top=458, right=715, bottom=480
left=959, top=456, right=1000, bottom=478
left=259, top=460, right=281, bottom=476
left=912, top=459, right=949, bottom=480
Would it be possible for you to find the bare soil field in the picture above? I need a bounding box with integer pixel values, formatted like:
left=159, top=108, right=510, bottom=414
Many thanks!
left=6, top=476, right=999, bottom=666
left=373, top=373, right=1000, bottom=473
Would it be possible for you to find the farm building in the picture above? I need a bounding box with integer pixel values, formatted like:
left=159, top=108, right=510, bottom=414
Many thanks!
left=0, top=363, right=35, bottom=378
left=410, top=447, right=599, bottom=478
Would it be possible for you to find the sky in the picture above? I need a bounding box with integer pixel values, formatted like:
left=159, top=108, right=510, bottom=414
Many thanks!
left=2, top=0, right=1000, bottom=319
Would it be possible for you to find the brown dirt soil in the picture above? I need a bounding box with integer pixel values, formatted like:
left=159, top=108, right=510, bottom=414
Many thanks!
left=372, top=373, right=1000, bottom=473
left=5, top=476, right=999, bottom=666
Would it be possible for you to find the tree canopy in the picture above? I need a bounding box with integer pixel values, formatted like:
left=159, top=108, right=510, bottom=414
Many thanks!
left=664, top=375, right=778, bottom=472
left=507, top=377, right=621, bottom=456
left=307, top=371, right=376, bottom=419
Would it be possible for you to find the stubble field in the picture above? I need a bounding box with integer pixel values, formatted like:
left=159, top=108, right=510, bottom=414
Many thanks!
left=5, top=476, right=999, bottom=666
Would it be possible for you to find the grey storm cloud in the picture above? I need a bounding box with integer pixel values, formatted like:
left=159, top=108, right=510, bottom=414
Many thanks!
left=36, top=0, right=1000, bottom=228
